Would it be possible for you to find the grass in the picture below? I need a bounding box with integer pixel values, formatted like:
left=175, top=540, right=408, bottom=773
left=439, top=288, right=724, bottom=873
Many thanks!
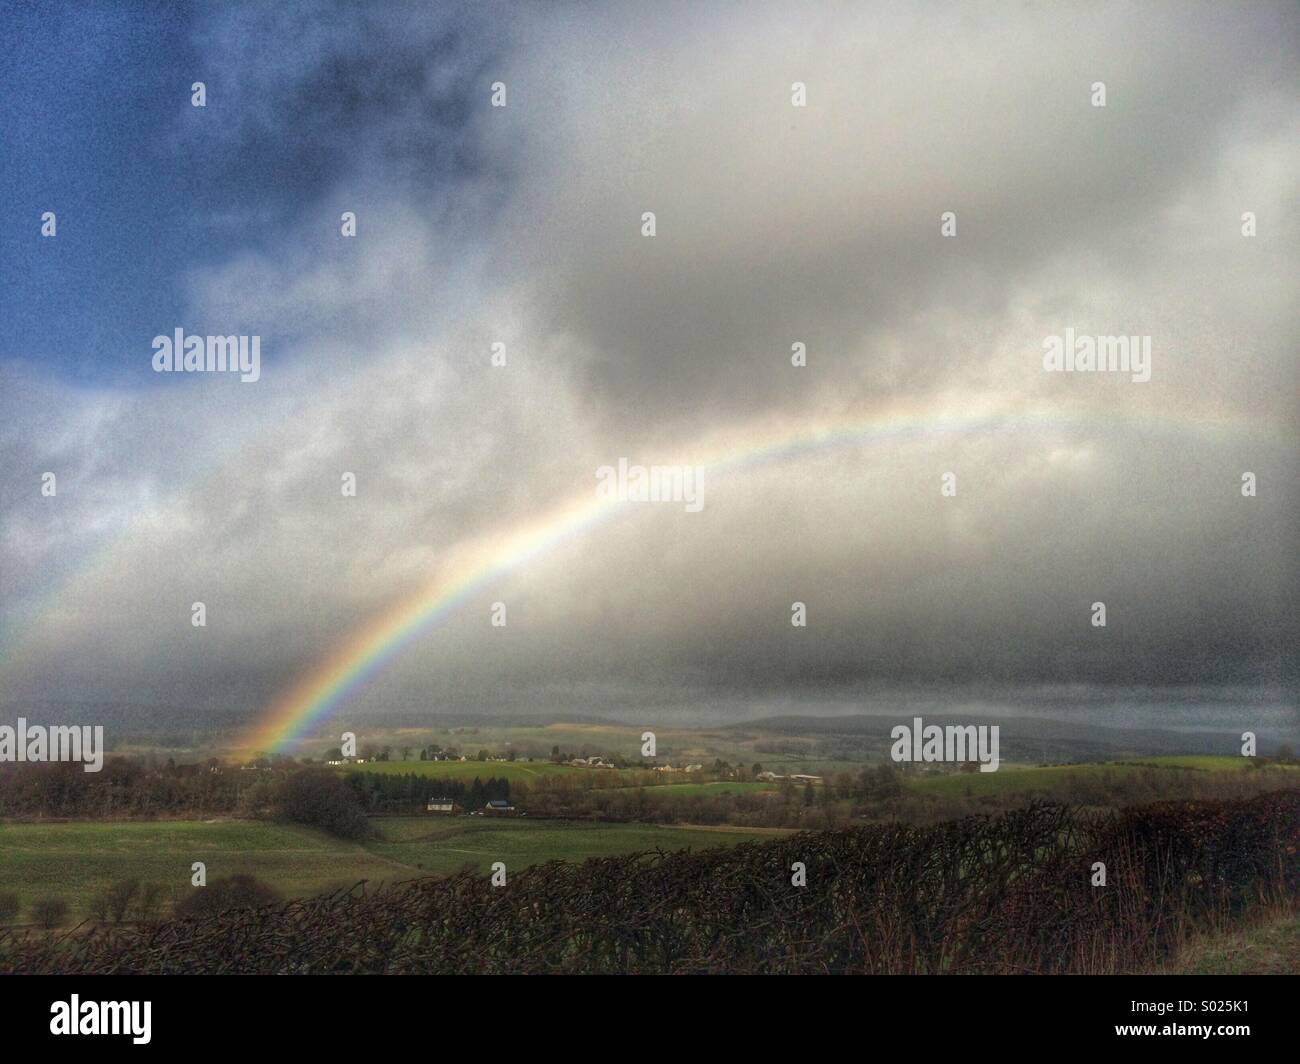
left=906, top=757, right=1296, bottom=798
left=0, top=816, right=784, bottom=923
left=0, top=820, right=407, bottom=922
left=1157, top=908, right=1300, bottom=975
left=1117, top=755, right=1292, bottom=772
left=344, top=759, right=627, bottom=783
left=635, top=781, right=778, bottom=798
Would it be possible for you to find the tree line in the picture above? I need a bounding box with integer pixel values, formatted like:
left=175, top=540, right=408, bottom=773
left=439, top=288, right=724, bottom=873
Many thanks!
left=345, top=771, right=512, bottom=813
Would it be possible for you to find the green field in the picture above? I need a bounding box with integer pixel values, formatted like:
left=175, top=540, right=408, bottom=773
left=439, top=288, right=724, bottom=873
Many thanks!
left=0, top=819, right=407, bottom=921
left=906, top=756, right=1298, bottom=798
left=590, top=781, right=778, bottom=800
left=1115, top=755, right=1271, bottom=771
left=0, top=816, right=782, bottom=924
left=345, top=759, right=642, bottom=784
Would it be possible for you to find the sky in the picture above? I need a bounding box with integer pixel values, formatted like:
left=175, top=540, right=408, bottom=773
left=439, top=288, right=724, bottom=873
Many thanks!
left=0, top=1, right=1296, bottom=735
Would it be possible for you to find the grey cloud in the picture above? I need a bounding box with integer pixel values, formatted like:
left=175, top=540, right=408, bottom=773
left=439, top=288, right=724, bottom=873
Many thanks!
left=1, top=1, right=1296, bottom=726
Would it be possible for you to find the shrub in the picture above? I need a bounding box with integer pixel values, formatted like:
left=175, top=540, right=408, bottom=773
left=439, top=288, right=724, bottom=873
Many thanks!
left=31, top=896, right=68, bottom=929
left=173, top=874, right=280, bottom=921
left=134, top=882, right=166, bottom=924
left=89, top=878, right=141, bottom=924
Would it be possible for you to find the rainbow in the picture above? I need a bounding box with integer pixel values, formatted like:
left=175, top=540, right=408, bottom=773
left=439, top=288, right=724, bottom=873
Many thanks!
left=238, top=396, right=1263, bottom=755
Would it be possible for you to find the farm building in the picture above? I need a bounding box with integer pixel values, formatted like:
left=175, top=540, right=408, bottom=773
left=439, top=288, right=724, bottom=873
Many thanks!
left=755, top=771, right=823, bottom=783
left=482, top=799, right=516, bottom=816
left=426, top=798, right=458, bottom=814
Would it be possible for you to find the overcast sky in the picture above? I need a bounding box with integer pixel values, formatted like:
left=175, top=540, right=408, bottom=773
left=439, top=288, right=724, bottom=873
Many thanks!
left=0, top=1, right=1296, bottom=729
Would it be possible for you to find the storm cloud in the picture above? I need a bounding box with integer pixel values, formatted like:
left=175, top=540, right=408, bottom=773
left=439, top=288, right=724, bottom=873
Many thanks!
left=0, top=1, right=1295, bottom=730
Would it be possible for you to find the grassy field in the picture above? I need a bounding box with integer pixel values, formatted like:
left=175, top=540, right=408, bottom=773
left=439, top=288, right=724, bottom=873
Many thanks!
left=1114, top=755, right=1270, bottom=771
left=348, top=759, right=604, bottom=783
left=0, top=820, right=407, bottom=921
left=906, top=756, right=1298, bottom=798
left=0, top=816, right=783, bottom=923
left=630, top=781, right=778, bottom=798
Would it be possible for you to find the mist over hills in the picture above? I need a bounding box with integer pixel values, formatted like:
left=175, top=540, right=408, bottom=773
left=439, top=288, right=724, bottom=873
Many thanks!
left=3, top=681, right=1293, bottom=759
left=728, top=714, right=1285, bottom=762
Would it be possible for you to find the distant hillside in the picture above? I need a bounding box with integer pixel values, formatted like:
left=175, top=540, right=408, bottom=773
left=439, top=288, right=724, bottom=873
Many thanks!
left=727, top=713, right=1275, bottom=761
